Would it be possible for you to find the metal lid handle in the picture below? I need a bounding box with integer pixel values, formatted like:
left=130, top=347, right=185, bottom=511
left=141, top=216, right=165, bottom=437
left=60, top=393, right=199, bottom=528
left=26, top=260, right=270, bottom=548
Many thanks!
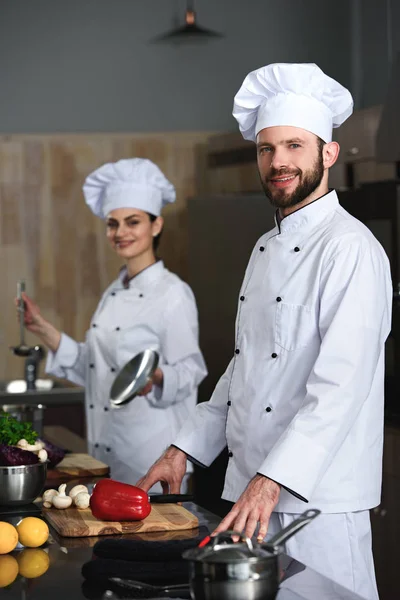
left=210, top=530, right=254, bottom=551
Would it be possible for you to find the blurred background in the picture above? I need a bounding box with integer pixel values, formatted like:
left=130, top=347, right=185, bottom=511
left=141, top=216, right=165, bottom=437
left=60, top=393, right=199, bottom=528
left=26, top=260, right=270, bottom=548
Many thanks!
left=0, top=2, right=399, bottom=597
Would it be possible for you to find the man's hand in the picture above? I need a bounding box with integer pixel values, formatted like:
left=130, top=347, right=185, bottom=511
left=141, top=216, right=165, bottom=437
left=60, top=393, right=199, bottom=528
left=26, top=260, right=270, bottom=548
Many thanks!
left=212, top=474, right=280, bottom=541
left=136, top=446, right=187, bottom=494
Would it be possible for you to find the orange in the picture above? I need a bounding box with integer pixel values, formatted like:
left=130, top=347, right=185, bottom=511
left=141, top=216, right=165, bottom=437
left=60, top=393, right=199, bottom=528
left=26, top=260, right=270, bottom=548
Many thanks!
left=0, top=521, right=18, bottom=554
left=16, top=517, right=49, bottom=548
left=0, top=554, right=19, bottom=587
left=17, top=548, right=50, bottom=578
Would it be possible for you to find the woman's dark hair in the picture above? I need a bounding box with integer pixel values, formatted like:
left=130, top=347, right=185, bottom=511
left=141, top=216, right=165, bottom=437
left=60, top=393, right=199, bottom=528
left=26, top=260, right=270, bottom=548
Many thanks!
left=148, top=213, right=163, bottom=253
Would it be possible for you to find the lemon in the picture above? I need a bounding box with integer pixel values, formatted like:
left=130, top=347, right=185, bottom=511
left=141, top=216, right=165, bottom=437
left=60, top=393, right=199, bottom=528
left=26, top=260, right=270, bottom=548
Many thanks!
left=0, top=521, right=18, bottom=554
left=17, top=548, right=50, bottom=579
left=16, top=517, right=49, bottom=548
left=0, top=554, right=19, bottom=587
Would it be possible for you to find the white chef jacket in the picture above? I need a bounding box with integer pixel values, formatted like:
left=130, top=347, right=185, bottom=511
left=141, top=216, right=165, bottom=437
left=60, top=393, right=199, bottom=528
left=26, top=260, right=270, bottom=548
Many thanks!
left=174, top=190, right=392, bottom=513
left=46, top=261, right=207, bottom=486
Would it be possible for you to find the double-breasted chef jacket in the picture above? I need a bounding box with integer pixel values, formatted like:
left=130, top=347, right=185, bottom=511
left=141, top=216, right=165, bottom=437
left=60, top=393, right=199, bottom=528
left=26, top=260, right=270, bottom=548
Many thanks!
left=47, top=260, right=207, bottom=486
left=174, top=190, right=392, bottom=513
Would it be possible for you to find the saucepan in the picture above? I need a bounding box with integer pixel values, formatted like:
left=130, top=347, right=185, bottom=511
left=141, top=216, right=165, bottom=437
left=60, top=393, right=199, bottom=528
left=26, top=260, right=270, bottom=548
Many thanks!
left=109, top=349, right=159, bottom=408
left=182, top=508, right=320, bottom=600
left=105, top=509, right=319, bottom=600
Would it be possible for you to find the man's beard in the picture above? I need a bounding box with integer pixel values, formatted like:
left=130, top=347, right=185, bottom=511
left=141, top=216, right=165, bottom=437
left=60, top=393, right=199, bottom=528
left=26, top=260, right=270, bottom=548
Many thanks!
left=260, top=151, right=324, bottom=210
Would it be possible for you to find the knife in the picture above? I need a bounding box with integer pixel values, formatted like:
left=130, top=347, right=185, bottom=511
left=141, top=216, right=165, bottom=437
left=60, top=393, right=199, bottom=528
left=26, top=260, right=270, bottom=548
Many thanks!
left=149, top=493, right=194, bottom=503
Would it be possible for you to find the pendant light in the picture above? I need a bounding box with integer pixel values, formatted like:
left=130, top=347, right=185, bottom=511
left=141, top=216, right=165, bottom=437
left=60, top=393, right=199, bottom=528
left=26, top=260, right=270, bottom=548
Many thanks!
left=152, top=0, right=223, bottom=44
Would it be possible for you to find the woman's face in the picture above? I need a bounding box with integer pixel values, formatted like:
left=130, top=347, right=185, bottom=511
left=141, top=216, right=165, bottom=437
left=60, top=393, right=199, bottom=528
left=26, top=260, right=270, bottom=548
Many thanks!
left=106, top=207, right=163, bottom=260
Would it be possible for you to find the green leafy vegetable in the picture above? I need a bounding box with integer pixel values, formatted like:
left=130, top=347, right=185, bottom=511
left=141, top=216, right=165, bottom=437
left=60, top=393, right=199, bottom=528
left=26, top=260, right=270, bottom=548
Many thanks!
left=0, top=413, right=38, bottom=445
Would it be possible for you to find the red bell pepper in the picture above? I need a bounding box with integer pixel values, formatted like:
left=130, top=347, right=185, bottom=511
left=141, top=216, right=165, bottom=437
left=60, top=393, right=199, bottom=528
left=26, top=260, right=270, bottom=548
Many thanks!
left=90, top=478, right=151, bottom=521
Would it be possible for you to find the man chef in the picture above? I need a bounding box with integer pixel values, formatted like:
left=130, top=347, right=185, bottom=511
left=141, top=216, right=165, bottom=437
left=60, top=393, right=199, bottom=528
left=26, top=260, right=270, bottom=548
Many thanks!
left=137, top=63, right=392, bottom=600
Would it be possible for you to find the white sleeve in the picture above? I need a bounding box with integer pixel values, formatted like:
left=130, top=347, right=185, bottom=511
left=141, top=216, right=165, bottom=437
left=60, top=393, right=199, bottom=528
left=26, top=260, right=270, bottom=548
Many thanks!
left=146, top=286, right=207, bottom=407
left=259, top=237, right=392, bottom=501
left=45, top=333, right=87, bottom=387
left=173, top=357, right=234, bottom=466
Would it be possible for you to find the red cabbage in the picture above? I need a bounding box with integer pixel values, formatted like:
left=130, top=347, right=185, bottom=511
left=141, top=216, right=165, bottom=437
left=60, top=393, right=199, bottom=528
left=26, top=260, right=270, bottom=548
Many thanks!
left=0, top=444, right=39, bottom=466
left=41, top=439, right=66, bottom=468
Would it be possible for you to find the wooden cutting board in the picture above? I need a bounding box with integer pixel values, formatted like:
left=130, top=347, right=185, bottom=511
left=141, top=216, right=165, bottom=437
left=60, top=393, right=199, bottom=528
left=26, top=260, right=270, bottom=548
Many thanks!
left=47, top=454, right=109, bottom=479
left=44, top=503, right=199, bottom=538
left=49, top=526, right=201, bottom=549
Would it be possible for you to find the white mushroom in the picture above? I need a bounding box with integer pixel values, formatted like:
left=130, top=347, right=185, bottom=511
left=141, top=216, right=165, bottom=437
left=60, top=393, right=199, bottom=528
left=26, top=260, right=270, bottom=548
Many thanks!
left=43, top=501, right=52, bottom=509
left=43, top=489, right=58, bottom=504
left=74, top=492, right=91, bottom=509
left=38, top=449, right=48, bottom=463
left=17, top=439, right=44, bottom=453
left=68, top=484, right=88, bottom=500
left=52, top=484, right=72, bottom=509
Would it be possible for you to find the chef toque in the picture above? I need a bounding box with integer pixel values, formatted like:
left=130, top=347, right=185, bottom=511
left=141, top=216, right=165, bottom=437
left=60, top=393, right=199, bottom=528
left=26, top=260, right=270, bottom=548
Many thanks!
left=83, top=158, right=176, bottom=219
left=233, top=63, right=353, bottom=143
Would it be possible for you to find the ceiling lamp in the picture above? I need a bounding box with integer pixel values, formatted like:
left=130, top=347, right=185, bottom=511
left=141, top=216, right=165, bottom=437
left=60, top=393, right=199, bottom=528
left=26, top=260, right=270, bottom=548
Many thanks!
left=152, top=0, right=223, bottom=44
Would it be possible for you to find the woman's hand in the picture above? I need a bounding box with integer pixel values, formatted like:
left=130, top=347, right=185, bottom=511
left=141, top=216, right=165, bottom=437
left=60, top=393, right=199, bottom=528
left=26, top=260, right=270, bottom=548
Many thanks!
left=15, top=293, right=45, bottom=335
left=137, top=368, right=164, bottom=396
left=15, top=292, right=61, bottom=352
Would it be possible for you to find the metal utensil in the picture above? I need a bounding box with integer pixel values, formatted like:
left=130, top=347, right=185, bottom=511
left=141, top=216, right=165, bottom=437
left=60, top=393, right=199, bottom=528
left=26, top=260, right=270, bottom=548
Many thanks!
left=109, top=350, right=159, bottom=407
left=108, top=577, right=190, bottom=598
left=11, top=280, right=32, bottom=357
left=0, top=461, right=47, bottom=506
left=183, top=508, right=320, bottom=600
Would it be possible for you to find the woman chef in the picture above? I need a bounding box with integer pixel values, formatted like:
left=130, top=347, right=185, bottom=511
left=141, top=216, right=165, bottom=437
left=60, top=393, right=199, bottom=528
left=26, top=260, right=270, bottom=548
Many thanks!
left=20, top=158, right=207, bottom=491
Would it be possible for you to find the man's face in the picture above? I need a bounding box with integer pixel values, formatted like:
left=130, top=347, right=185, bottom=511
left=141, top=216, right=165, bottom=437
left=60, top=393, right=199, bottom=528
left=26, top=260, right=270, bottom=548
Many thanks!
left=256, top=126, right=325, bottom=210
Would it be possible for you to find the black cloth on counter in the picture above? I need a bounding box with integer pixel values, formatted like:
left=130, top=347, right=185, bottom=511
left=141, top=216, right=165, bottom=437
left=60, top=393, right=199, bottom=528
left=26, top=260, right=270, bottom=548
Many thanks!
left=81, top=525, right=209, bottom=596
left=91, top=525, right=209, bottom=563
left=81, top=556, right=189, bottom=584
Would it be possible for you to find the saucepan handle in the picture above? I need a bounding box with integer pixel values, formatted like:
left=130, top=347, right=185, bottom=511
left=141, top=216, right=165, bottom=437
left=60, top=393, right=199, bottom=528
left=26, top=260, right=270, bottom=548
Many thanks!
left=267, top=508, right=321, bottom=548
left=149, top=493, right=194, bottom=503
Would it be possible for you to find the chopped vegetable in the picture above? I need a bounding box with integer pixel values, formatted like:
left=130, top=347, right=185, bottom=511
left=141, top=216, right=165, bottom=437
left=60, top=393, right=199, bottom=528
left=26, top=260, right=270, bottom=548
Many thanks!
left=0, top=414, right=38, bottom=446
left=0, top=444, right=39, bottom=466
left=90, top=479, right=151, bottom=521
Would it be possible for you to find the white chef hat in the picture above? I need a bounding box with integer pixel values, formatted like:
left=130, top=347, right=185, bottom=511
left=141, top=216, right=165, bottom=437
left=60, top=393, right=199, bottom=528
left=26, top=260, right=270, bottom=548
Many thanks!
left=83, top=158, right=176, bottom=219
left=233, top=63, right=353, bottom=143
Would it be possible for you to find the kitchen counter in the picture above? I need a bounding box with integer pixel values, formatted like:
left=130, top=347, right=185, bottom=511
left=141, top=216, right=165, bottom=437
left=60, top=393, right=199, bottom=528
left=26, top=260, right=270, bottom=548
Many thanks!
left=0, top=385, right=84, bottom=406
left=1, top=500, right=366, bottom=600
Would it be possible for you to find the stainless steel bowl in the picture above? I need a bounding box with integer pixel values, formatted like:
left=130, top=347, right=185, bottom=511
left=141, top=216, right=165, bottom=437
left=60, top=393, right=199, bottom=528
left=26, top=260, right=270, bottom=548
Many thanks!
left=0, top=461, right=47, bottom=506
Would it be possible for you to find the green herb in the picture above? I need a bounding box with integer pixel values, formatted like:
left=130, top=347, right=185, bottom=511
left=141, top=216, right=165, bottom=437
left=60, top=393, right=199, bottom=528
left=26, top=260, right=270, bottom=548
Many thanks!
left=0, top=413, right=38, bottom=445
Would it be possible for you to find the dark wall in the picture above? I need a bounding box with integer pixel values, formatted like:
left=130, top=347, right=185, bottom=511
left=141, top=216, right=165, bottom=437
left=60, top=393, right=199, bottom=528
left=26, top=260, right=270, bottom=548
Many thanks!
left=188, top=194, right=276, bottom=516
left=0, top=0, right=352, bottom=133
left=357, top=0, right=399, bottom=108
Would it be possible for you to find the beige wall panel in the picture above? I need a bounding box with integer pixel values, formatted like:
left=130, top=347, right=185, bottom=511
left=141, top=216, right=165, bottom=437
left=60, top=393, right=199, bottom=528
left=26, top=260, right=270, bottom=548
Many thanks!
left=0, top=141, right=23, bottom=184
left=0, top=132, right=212, bottom=380
left=0, top=184, right=23, bottom=245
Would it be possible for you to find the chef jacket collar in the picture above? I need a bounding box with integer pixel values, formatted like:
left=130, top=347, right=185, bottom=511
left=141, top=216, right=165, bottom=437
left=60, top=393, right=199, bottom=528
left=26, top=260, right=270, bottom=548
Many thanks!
left=274, top=189, right=339, bottom=235
left=116, top=260, right=164, bottom=290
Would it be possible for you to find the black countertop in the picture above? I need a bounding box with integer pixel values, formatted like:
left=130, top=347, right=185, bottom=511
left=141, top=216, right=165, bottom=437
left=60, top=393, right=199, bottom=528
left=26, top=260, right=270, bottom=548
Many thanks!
left=0, top=500, right=366, bottom=600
